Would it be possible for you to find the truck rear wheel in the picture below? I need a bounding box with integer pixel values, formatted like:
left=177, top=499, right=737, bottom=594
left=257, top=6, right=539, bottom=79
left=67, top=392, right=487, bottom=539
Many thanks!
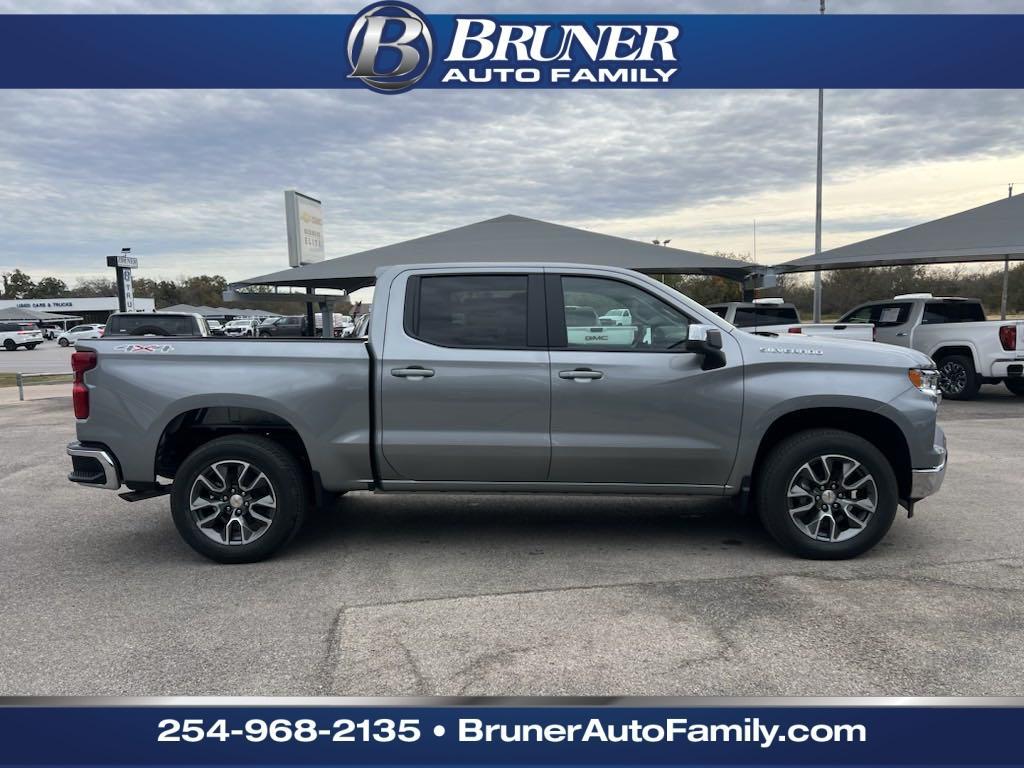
left=755, top=429, right=898, bottom=559
left=170, top=435, right=308, bottom=563
left=937, top=354, right=979, bottom=400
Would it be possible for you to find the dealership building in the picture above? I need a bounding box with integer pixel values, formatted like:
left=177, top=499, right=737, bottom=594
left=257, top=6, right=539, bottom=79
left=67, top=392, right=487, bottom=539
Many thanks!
left=0, top=296, right=156, bottom=326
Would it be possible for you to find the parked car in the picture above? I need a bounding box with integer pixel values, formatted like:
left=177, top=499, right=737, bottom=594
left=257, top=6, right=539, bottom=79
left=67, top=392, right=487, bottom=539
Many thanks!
left=599, top=308, right=633, bottom=326
left=206, top=320, right=225, bottom=336
left=103, top=312, right=210, bottom=338
left=57, top=324, right=104, bottom=347
left=67, top=263, right=946, bottom=564
left=707, top=299, right=875, bottom=341
left=257, top=315, right=308, bottom=337
left=839, top=294, right=1024, bottom=400
left=223, top=318, right=260, bottom=337
left=0, top=321, right=44, bottom=350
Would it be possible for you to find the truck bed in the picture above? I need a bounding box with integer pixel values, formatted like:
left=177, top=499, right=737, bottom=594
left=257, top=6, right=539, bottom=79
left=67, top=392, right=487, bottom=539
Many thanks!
left=76, top=337, right=373, bottom=492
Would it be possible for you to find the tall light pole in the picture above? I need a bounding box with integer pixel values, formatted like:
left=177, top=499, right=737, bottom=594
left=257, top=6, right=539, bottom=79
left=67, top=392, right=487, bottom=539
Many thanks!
left=812, top=0, right=826, bottom=322
left=1002, top=183, right=1014, bottom=319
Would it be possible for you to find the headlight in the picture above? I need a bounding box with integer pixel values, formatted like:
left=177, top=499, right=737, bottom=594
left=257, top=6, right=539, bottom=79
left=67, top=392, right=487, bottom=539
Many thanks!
left=908, top=368, right=941, bottom=398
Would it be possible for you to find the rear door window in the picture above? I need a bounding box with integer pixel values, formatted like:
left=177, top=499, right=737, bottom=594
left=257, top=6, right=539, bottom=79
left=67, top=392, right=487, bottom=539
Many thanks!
left=409, top=274, right=530, bottom=349
left=922, top=301, right=986, bottom=324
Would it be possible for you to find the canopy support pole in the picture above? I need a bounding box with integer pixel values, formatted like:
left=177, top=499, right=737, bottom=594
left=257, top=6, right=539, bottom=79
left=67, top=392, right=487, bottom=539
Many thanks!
left=1001, top=256, right=1010, bottom=320
left=319, top=300, right=335, bottom=339
left=812, top=85, right=824, bottom=323
left=304, top=287, right=316, bottom=337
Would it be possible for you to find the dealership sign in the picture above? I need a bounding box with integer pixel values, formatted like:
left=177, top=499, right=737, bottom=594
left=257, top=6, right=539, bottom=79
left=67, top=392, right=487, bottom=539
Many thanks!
left=1, top=13, right=1023, bottom=89
left=347, top=2, right=680, bottom=92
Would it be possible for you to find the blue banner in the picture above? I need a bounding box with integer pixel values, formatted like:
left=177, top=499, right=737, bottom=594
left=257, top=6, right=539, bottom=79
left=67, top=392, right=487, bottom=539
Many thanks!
left=0, top=703, right=1022, bottom=765
left=0, top=9, right=1022, bottom=91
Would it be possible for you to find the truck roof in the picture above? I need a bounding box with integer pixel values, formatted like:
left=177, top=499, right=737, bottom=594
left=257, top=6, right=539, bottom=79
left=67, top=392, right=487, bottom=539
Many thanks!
left=706, top=300, right=797, bottom=309
left=891, top=294, right=980, bottom=303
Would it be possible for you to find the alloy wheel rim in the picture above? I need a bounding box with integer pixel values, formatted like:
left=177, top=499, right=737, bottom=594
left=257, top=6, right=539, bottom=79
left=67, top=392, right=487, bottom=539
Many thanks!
left=939, top=361, right=967, bottom=394
left=188, top=460, right=277, bottom=545
left=786, top=453, right=878, bottom=543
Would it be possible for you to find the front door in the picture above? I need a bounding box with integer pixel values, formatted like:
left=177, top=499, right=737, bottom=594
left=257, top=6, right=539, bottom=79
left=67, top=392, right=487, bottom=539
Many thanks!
left=843, top=301, right=914, bottom=346
left=547, top=273, right=743, bottom=487
left=380, top=271, right=551, bottom=482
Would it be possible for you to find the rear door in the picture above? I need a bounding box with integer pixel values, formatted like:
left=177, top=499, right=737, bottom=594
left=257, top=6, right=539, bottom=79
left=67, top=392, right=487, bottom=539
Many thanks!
left=546, top=271, right=743, bottom=487
left=379, top=270, right=550, bottom=482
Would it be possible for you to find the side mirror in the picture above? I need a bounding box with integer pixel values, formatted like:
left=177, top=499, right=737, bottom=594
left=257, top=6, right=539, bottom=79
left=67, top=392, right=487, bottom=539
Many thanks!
left=684, top=324, right=726, bottom=370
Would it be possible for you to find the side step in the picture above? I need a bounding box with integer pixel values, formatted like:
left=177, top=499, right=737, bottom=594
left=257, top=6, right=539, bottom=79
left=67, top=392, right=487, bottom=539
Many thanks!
left=119, top=485, right=171, bottom=502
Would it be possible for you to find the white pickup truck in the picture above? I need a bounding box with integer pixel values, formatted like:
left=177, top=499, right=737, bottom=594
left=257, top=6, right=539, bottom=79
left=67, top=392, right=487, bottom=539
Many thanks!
left=839, top=294, right=1024, bottom=400
left=706, top=299, right=875, bottom=341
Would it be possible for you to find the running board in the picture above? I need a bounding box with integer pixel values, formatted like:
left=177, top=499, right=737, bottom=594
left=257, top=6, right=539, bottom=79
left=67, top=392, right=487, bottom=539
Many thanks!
left=119, top=485, right=171, bottom=502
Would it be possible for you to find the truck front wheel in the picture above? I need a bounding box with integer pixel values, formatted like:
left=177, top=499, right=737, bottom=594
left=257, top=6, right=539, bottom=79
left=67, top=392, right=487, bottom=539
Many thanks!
left=755, top=429, right=898, bottom=559
left=170, top=435, right=308, bottom=563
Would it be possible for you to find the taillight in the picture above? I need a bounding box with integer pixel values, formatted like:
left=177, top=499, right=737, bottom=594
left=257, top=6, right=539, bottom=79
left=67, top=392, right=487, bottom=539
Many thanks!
left=787, top=327, right=803, bottom=334
left=999, top=325, right=1017, bottom=352
left=71, top=350, right=97, bottom=419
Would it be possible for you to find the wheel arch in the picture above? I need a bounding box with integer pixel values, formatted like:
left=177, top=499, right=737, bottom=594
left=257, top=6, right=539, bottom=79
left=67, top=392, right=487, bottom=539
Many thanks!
left=929, top=343, right=978, bottom=369
left=751, top=407, right=913, bottom=502
left=155, top=404, right=313, bottom=485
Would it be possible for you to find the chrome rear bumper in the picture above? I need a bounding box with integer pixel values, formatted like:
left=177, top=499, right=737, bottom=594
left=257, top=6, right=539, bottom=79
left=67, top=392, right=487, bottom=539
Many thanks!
left=67, top=442, right=122, bottom=490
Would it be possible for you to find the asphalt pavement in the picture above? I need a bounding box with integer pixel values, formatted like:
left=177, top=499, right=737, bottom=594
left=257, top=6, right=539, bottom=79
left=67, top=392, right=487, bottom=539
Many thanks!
left=0, top=340, right=75, bottom=374
left=0, top=387, right=1021, bottom=696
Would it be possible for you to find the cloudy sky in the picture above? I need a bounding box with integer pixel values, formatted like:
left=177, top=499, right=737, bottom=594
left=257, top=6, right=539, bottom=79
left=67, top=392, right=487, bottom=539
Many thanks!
left=1, top=0, right=1023, bottom=289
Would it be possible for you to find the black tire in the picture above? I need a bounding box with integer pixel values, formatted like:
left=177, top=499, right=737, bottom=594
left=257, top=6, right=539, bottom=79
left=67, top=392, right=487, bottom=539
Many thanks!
left=170, top=435, right=308, bottom=564
left=24, top=343, right=39, bottom=350
left=1005, top=378, right=1024, bottom=397
left=756, top=429, right=899, bottom=560
left=3, top=339, right=15, bottom=351
left=259, top=331, right=271, bottom=338
left=937, top=354, right=979, bottom=400
left=58, top=337, right=70, bottom=347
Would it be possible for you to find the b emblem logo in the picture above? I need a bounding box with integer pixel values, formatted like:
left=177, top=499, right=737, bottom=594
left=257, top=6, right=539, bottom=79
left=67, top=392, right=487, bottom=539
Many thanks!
left=347, top=2, right=433, bottom=93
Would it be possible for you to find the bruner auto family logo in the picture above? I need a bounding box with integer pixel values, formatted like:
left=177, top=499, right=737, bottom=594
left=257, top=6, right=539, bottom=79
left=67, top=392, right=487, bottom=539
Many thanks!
left=346, top=1, right=681, bottom=93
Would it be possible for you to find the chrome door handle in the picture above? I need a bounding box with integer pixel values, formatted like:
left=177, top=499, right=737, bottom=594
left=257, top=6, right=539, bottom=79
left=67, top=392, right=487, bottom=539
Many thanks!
left=391, top=367, right=435, bottom=379
left=896, top=332, right=909, bottom=337
left=559, top=368, right=604, bottom=381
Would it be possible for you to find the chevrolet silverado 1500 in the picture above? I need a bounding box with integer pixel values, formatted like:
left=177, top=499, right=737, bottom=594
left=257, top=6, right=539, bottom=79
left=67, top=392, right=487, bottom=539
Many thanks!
left=66, top=264, right=947, bottom=563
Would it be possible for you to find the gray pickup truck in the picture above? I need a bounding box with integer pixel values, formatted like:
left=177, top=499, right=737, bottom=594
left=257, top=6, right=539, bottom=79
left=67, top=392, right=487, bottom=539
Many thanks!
left=66, top=263, right=947, bottom=563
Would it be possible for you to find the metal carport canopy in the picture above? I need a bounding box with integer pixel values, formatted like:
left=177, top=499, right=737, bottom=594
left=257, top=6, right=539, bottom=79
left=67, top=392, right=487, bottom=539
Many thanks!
left=775, top=194, right=1024, bottom=273
left=233, top=214, right=755, bottom=292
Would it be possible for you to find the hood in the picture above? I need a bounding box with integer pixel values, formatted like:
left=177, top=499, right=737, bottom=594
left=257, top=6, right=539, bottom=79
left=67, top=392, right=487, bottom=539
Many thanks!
left=732, top=329, right=934, bottom=369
